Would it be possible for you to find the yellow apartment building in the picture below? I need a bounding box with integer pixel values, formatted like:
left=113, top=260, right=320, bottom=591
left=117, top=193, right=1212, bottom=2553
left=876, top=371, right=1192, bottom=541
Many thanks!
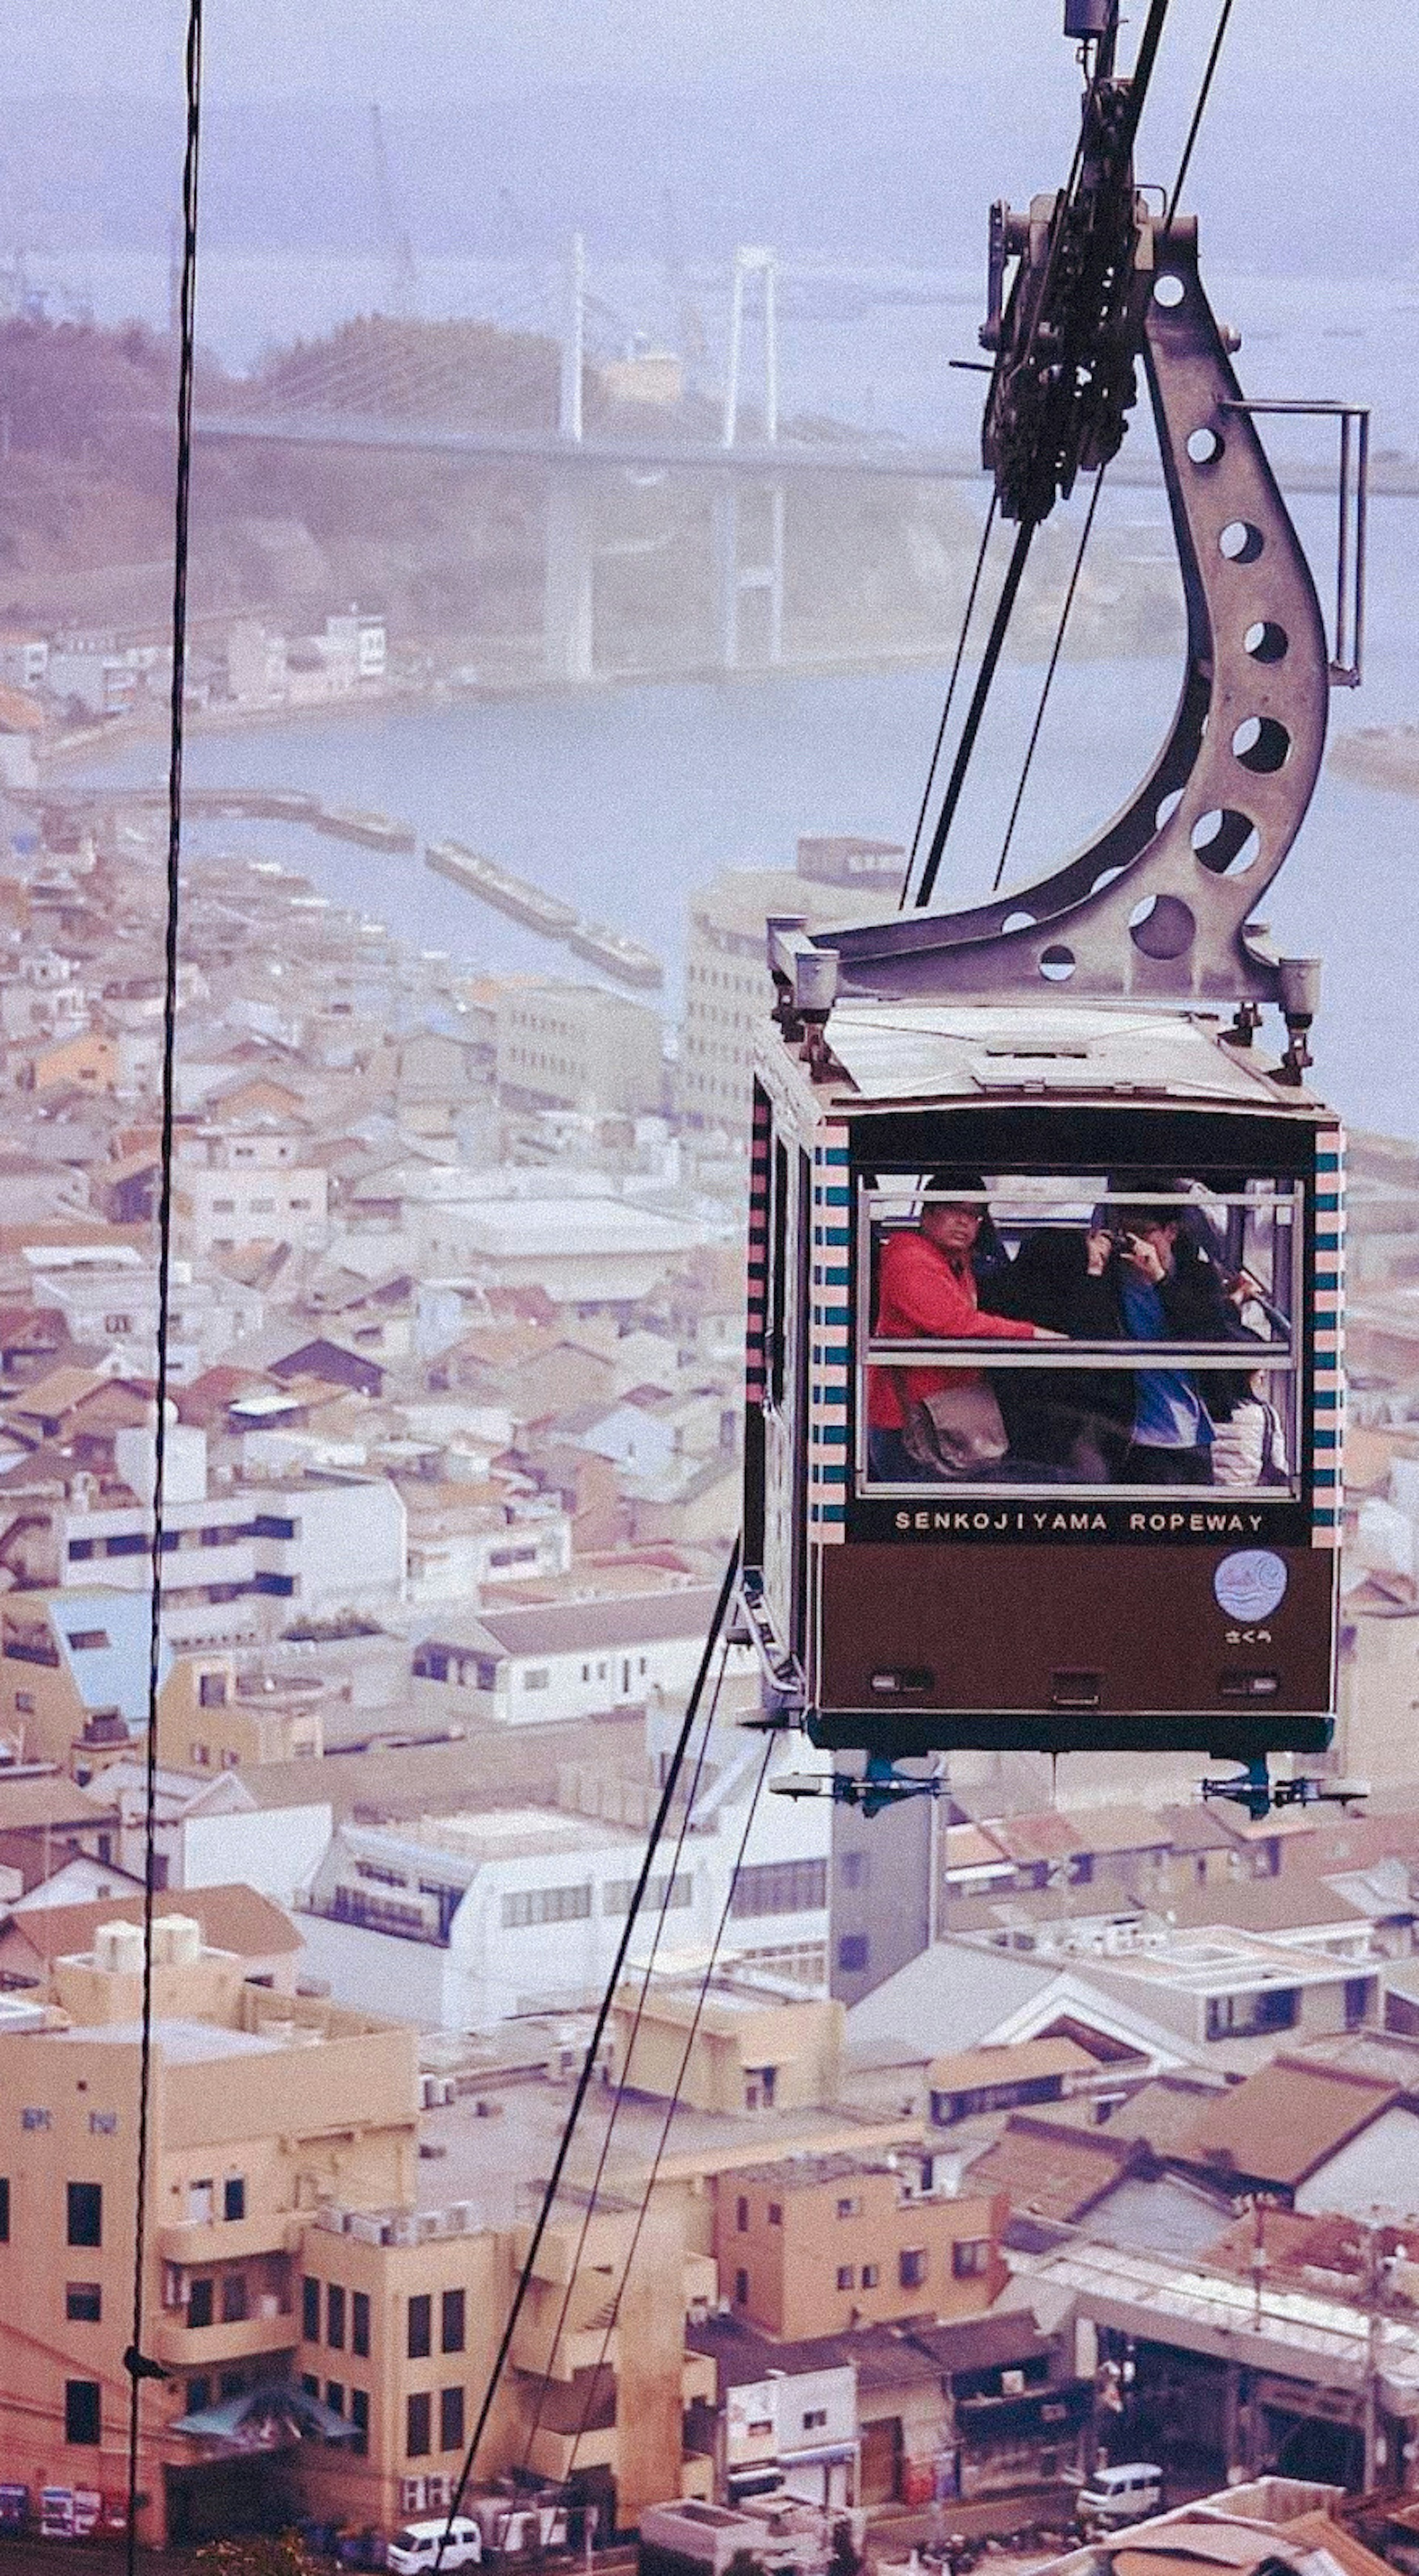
left=0, top=1918, right=718, bottom=2547
left=610, top=1980, right=845, bottom=2116
left=712, top=2152, right=1008, bottom=2342
left=0, top=1597, right=322, bottom=1782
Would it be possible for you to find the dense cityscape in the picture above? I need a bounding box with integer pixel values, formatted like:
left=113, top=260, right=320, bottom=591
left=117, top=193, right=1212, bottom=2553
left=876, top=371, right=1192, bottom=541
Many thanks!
left=4, top=1, right=1419, bottom=2572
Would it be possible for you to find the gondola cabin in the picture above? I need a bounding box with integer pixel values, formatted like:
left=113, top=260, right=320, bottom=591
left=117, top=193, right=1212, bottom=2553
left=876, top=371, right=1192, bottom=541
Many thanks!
left=742, top=996, right=1342, bottom=1764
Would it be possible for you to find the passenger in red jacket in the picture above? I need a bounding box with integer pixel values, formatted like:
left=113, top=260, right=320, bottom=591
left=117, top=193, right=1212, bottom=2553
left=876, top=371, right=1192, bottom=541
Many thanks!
left=867, top=1172, right=1058, bottom=1482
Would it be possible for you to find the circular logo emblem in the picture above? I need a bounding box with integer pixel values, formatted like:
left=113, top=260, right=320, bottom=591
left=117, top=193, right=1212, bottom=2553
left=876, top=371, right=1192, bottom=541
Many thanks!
left=1213, top=1549, right=1288, bottom=1622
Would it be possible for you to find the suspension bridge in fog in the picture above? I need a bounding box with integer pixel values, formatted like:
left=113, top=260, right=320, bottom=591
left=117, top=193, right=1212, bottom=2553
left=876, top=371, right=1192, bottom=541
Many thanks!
left=192, top=242, right=987, bottom=681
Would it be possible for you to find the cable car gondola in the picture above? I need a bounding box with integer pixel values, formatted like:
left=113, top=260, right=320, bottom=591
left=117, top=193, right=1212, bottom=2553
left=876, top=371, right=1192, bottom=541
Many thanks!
left=739, top=0, right=1367, bottom=1818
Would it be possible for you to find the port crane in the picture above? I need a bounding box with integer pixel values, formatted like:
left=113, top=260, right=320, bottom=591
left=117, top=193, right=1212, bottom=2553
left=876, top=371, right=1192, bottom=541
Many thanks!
left=739, top=0, right=1369, bottom=1820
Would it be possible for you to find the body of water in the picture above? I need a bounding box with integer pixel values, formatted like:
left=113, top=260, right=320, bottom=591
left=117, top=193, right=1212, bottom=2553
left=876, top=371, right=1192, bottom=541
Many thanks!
left=75, top=485, right=1419, bottom=1139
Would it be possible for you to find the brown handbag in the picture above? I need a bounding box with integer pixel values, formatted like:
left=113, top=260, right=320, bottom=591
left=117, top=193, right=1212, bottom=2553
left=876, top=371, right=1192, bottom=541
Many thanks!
left=900, top=1379, right=1009, bottom=1478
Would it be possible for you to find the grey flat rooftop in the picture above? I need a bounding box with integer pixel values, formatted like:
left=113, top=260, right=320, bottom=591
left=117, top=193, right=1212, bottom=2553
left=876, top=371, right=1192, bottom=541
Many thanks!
left=824, top=1003, right=1321, bottom=1111
left=50, top=2017, right=299, bottom=2062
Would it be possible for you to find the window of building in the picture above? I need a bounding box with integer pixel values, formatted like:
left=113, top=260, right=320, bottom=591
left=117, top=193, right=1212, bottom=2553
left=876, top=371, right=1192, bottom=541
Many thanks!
left=952, top=2239, right=992, bottom=2279
left=0, top=2178, right=8, bottom=2242
left=1345, top=1976, right=1373, bottom=2029
left=603, top=1870, right=692, bottom=1917
left=729, top=1858, right=827, bottom=1919
left=803, top=2409, right=828, bottom=2431
left=200, top=1673, right=229, bottom=1708
left=836, top=2267, right=854, bottom=2292
left=326, top=2382, right=344, bottom=2419
left=352, top=2290, right=370, bottom=2358
left=302, top=2374, right=319, bottom=2400
left=501, top=1884, right=593, bottom=1929
left=407, top=2391, right=432, bottom=2459
left=836, top=2197, right=860, bottom=2219
left=442, top=2288, right=465, bottom=2354
left=899, top=2249, right=928, bottom=2290
left=186, top=2377, right=212, bottom=2415
left=767, top=2203, right=783, bottom=2227
left=522, top=1667, right=550, bottom=1691
left=66, top=2282, right=102, bottom=2321
left=408, top=2293, right=432, bottom=2359
left=440, top=2386, right=465, bottom=2451
left=218, top=2272, right=246, bottom=2325
left=350, top=2387, right=369, bottom=2455
left=65, top=2380, right=101, bottom=2446
left=223, top=2175, right=245, bottom=2221
left=302, top=2275, right=320, bottom=2341
left=734, top=2269, right=749, bottom=2305
left=327, top=2283, right=346, bottom=2349
left=746, top=2066, right=777, bottom=2110
left=837, top=1934, right=869, bottom=1974
left=1204, top=1986, right=1299, bottom=2041
left=736, top=2196, right=749, bottom=2232
left=188, top=2279, right=214, bottom=2330
left=22, top=2108, right=50, bottom=2132
left=67, top=2183, right=102, bottom=2248
left=861, top=2263, right=879, bottom=2289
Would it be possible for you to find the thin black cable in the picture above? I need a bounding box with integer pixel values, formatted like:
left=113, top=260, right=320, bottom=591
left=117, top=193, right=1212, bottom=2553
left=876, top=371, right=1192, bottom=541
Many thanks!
left=1164, top=0, right=1233, bottom=227
left=915, top=515, right=1036, bottom=908
left=564, top=1732, right=776, bottom=2478
left=898, top=493, right=998, bottom=910
left=435, top=1537, right=742, bottom=2567
left=124, top=0, right=202, bottom=2563
left=513, top=1636, right=731, bottom=2489
left=991, top=466, right=1108, bottom=894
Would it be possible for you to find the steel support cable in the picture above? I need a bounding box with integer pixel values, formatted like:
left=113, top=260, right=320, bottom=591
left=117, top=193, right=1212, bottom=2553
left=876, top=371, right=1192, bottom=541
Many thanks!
left=1163, top=0, right=1235, bottom=228
left=561, top=1732, right=777, bottom=2496
left=913, top=514, right=1037, bottom=907
left=991, top=464, right=1108, bottom=893
left=898, top=492, right=999, bottom=910
left=511, top=1636, right=732, bottom=2491
left=433, top=1536, right=742, bottom=2571
left=123, top=0, right=203, bottom=2565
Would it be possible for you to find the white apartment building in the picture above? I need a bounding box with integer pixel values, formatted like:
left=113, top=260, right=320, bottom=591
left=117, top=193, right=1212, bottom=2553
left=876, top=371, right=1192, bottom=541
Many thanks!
left=495, top=980, right=665, bottom=1119
left=676, top=844, right=898, bottom=1134
left=299, top=1731, right=833, bottom=2028
left=323, top=606, right=387, bottom=680
left=177, top=1157, right=330, bottom=1255
left=0, top=631, right=49, bottom=690
left=410, top=1588, right=749, bottom=1727
left=58, top=1472, right=406, bottom=1646
left=404, top=1505, right=572, bottom=1606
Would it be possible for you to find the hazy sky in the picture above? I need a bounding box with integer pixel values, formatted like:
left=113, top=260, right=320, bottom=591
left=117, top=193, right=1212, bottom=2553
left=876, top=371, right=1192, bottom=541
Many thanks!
left=0, top=0, right=1394, bottom=282
left=4, top=0, right=1411, bottom=113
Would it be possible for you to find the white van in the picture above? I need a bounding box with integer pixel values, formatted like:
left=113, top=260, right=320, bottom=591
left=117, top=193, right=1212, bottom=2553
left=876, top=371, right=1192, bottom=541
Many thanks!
left=1076, top=2463, right=1164, bottom=2526
left=386, top=2517, right=483, bottom=2572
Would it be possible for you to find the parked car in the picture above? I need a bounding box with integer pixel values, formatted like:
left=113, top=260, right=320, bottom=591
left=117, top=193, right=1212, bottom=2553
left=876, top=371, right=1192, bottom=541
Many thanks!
left=1076, top=2464, right=1164, bottom=2528
left=387, top=2517, right=484, bottom=2572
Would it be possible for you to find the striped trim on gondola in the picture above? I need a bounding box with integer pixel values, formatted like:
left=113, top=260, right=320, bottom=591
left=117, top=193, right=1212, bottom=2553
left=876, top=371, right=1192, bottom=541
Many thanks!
left=1310, top=1132, right=1345, bottom=1545
left=809, top=1123, right=851, bottom=1536
left=745, top=1085, right=772, bottom=1406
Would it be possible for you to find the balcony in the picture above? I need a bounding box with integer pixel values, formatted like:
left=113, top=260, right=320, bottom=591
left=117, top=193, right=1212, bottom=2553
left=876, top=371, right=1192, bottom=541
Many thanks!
left=511, top=2309, right=618, bottom=2384
left=153, top=2311, right=296, bottom=2368
left=157, top=2212, right=302, bottom=2265
left=525, top=2422, right=617, bottom=2484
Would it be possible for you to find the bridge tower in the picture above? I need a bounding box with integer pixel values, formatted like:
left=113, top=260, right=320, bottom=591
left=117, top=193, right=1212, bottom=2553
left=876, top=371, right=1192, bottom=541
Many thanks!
left=715, top=246, right=786, bottom=673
